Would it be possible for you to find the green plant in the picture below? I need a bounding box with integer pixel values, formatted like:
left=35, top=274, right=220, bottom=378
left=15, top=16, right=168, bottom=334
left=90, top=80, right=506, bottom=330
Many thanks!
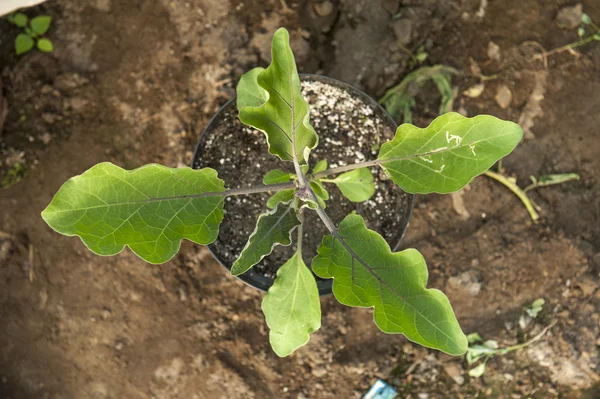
left=466, top=299, right=554, bottom=378
left=7, top=12, right=53, bottom=55
left=536, top=10, right=600, bottom=60
left=380, top=65, right=579, bottom=223
left=41, top=28, right=523, bottom=357
left=1, top=162, right=26, bottom=188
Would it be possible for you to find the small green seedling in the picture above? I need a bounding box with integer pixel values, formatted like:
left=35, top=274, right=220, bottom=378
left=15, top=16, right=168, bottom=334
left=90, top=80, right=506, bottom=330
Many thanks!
left=379, top=65, right=457, bottom=124
left=41, top=28, right=523, bottom=357
left=7, top=12, right=53, bottom=55
left=380, top=65, right=580, bottom=223
left=1, top=162, right=26, bottom=188
left=466, top=299, right=554, bottom=378
left=537, top=9, right=600, bottom=59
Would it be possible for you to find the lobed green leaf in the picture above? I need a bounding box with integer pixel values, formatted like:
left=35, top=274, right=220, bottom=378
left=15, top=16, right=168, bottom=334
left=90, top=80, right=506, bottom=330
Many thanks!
left=237, top=67, right=268, bottom=109
left=230, top=201, right=301, bottom=275
left=237, top=28, right=318, bottom=164
left=377, top=113, right=522, bottom=194
left=312, top=214, right=468, bottom=355
left=41, top=163, right=225, bottom=264
left=262, top=251, right=321, bottom=357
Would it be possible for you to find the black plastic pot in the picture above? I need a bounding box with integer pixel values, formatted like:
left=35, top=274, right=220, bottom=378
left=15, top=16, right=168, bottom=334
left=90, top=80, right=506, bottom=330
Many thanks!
left=192, top=74, right=415, bottom=295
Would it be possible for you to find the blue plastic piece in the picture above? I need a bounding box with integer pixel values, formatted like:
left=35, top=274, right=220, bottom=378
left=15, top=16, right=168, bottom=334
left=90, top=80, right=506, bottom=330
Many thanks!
left=362, top=379, right=398, bottom=399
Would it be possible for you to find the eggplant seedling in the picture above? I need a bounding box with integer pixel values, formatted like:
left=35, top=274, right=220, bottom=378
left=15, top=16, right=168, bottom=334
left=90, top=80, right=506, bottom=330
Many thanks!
left=41, top=28, right=523, bottom=357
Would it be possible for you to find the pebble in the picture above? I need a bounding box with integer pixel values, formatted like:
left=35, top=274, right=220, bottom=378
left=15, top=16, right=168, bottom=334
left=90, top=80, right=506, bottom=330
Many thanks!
left=314, top=1, right=334, bottom=17
left=556, top=4, right=582, bottom=30
left=495, top=85, right=513, bottom=109
left=391, top=18, right=413, bottom=46
left=443, top=362, right=465, bottom=385
left=447, top=271, right=482, bottom=296
left=487, top=41, right=501, bottom=61
left=463, top=83, right=485, bottom=98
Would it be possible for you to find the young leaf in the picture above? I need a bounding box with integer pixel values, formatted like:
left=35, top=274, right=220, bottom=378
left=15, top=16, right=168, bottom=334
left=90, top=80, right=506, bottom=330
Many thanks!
left=238, top=28, right=318, bottom=164
left=466, top=332, right=483, bottom=344
left=237, top=67, right=268, bottom=109
left=263, top=169, right=292, bottom=185
left=313, top=159, right=328, bottom=173
left=377, top=113, right=522, bottom=194
left=331, top=168, right=375, bottom=202
left=41, top=163, right=225, bottom=264
left=30, top=15, right=52, bottom=36
left=308, top=180, right=328, bottom=209
left=37, top=38, right=54, bottom=53
left=267, top=189, right=295, bottom=209
left=15, top=34, right=35, bottom=55
left=262, top=251, right=321, bottom=357
left=468, top=362, right=487, bottom=378
left=312, top=214, right=468, bottom=355
left=230, top=201, right=301, bottom=275
left=11, top=13, right=29, bottom=28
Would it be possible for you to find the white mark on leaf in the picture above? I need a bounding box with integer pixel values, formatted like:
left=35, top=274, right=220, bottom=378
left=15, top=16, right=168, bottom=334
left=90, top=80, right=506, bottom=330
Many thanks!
left=420, top=155, right=433, bottom=164
left=446, top=131, right=462, bottom=146
left=469, top=144, right=477, bottom=156
left=436, top=165, right=446, bottom=173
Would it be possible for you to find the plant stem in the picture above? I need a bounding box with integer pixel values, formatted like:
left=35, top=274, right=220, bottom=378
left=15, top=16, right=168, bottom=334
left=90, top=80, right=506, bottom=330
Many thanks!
left=500, top=321, right=557, bottom=354
left=312, top=160, right=381, bottom=179
left=313, top=146, right=454, bottom=180
left=223, top=181, right=296, bottom=197
left=483, top=170, right=540, bottom=222
left=541, top=35, right=596, bottom=58
left=296, top=211, right=304, bottom=253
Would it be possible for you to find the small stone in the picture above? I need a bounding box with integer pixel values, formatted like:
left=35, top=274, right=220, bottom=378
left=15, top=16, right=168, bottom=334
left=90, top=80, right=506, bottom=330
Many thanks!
left=40, top=84, right=53, bottom=94
left=311, top=367, right=327, bottom=377
left=487, top=41, right=501, bottom=61
left=463, top=83, right=485, bottom=98
left=495, top=85, right=513, bottom=109
left=443, top=362, right=465, bottom=385
left=54, top=73, right=90, bottom=91
left=447, top=271, right=482, bottom=296
left=68, top=97, right=89, bottom=112
left=39, top=132, right=52, bottom=144
left=391, top=19, right=412, bottom=46
left=556, top=4, right=582, bottom=30
left=576, top=277, right=597, bottom=296
left=41, top=113, right=57, bottom=124
left=314, top=1, right=334, bottom=17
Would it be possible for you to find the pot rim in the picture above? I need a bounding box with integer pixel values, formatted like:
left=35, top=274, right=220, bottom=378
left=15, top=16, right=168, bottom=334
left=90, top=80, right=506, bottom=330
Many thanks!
left=192, top=74, right=415, bottom=295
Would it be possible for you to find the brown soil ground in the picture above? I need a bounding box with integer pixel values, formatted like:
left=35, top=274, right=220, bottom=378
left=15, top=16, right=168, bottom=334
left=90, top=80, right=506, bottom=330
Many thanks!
left=0, top=0, right=599, bottom=398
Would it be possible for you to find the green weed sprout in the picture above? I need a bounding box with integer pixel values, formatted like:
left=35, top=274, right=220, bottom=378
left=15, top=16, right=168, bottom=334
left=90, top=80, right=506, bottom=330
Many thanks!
left=8, top=12, right=53, bottom=55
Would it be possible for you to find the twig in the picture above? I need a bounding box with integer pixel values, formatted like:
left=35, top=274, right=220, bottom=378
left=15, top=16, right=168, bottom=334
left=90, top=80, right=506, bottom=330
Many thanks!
left=500, top=320, right=557, bottom=354
left=483, top=170, right=540, bottom=222
left=28, top=244, right=35, bottom=283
